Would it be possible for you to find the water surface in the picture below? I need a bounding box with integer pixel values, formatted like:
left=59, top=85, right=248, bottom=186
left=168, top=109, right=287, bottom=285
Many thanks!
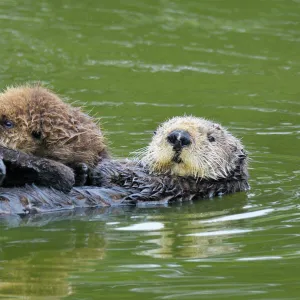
left=0, top=0, right=300, bottom=299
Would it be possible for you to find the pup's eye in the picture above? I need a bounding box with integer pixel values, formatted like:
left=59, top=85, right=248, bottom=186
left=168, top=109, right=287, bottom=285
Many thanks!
left=208, top=135, right=215, bottom=142
left=32, top=131, right=42, bottom=140
left=3, top=120, right=14, bottom=129
left=153, top=131, right=157, bottom=135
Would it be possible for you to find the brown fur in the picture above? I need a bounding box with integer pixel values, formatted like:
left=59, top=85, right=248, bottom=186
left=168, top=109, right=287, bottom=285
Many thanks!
left=0, top=85, right=108, bottom=167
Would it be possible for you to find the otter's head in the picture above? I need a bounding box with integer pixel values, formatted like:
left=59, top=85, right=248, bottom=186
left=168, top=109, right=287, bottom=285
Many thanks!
left=0, top=85, right=108, bottom=167
left=138, top=116, right=247, bottom=180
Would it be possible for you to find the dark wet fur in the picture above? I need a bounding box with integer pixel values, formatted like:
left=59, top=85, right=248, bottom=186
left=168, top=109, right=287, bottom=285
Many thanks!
left=0, top=185, right=134, bottom=215
left=0, top=149, right=249, bottom=215
left=90, top=159, right=249, bottom=202
left=1, top=146, right=74, bottom=193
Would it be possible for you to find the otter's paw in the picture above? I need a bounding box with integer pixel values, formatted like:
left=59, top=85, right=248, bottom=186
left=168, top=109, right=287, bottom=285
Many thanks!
left=0, top=157, right=6, bottom=186
left=73, top=163, right=89, bottom=186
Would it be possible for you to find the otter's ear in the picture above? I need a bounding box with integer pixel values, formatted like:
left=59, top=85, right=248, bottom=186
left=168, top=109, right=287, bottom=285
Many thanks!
left=213, top=123, right=221, bottom=130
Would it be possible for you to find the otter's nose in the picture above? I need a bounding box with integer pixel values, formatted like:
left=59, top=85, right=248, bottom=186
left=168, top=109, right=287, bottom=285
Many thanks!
left=167, top=130, right=191, bottom=151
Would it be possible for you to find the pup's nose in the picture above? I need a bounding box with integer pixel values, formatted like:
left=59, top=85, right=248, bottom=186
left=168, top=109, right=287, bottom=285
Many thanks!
left=167, top=130, right=191, bottom=151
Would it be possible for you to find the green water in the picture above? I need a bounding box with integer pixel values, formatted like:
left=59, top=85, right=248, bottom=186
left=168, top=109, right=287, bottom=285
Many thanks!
left=1, top=0, right=300, bottom=299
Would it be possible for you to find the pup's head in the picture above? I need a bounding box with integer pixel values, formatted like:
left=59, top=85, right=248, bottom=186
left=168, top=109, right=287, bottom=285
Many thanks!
left=0, top=85, right=107, bottom=166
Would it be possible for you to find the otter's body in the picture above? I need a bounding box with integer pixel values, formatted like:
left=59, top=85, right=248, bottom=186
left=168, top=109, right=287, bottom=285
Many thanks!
left=83, top=116, right=249, bottom=202
left=0, top=116, right=249, bottom=215
left=90, top=116, right=249, bottom=201
left=0, top=157, right=249, bottom=215
left=90, top=158, right=249, bottom=202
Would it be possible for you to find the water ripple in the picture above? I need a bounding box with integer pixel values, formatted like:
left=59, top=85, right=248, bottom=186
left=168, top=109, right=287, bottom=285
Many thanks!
left=86, top=59, right=224, bottom=74
left=200, top=209, right=274, bottom=223
left=186, top=229, right=253, bottom=237
left=237, top=256, right=282, bottom=261
left=184, top=46, right=279, bottom=61
left=116, top=221, right=164, bottom=231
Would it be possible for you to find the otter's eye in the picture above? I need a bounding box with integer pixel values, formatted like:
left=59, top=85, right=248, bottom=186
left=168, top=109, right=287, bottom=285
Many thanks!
left=3, top=120, right=14, bottom=129
left=32, top=131, right=42, bottom=140
left=208, top=135, right=215, bottom=142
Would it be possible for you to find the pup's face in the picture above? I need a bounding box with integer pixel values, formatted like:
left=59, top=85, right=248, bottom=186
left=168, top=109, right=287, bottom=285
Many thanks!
left=138, top=116, right=246, bottom=179
left=0, top=87, right=41, bottom=153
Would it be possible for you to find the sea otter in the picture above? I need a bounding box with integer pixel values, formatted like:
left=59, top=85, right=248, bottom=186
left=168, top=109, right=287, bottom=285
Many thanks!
left=0, top=116, right=249, bottom=214
left=90, top=116, right=249, bottom=201
left=0, top=84, right=108, bottom=189
left=0, top=84, right=108, bottom=166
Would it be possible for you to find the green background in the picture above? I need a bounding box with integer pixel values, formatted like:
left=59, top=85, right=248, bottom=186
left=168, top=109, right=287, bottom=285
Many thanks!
left=0, top=0, right=300, bottom=299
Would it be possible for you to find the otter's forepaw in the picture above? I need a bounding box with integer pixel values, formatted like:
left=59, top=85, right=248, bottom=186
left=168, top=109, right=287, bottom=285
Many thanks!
left=73, top=163, right=89, bottom=186
left=0, top=158, right=6, bottom=186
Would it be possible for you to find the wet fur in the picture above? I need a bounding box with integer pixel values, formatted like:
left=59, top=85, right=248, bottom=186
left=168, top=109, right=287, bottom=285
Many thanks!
left=0, top=116, right=249, bottom=214
left=89, top=116, right=249, bottom=201
left=90, top=157, right=249, bottom=202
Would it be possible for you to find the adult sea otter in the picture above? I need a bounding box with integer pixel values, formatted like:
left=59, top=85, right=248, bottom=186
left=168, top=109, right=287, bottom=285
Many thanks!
left=0, top=113, right=249, bottom=214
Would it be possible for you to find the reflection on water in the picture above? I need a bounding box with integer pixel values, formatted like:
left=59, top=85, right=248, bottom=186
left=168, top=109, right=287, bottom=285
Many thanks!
left=0, top=0, right=300, bottom=299
left=0, top=217, right=106, bottom=298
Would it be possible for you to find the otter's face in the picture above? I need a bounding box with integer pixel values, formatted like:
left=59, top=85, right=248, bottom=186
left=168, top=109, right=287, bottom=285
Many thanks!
left=0, top=85, right=107, bottom=166
left=0, top=96, right=41, bottom=154
left=139, top=116, right=247, bottom=179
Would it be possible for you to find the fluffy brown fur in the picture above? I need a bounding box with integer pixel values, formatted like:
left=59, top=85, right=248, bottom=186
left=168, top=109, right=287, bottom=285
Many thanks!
left=0, top=85, right=108, bottom=167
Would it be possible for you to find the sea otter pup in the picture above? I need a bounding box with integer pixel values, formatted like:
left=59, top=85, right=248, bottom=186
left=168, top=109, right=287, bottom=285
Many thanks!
left=90, top=116, right=249, bottom=202
left=0, top=84, right=108, bottom=167
left=0, top=84, right=108, bottom=189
